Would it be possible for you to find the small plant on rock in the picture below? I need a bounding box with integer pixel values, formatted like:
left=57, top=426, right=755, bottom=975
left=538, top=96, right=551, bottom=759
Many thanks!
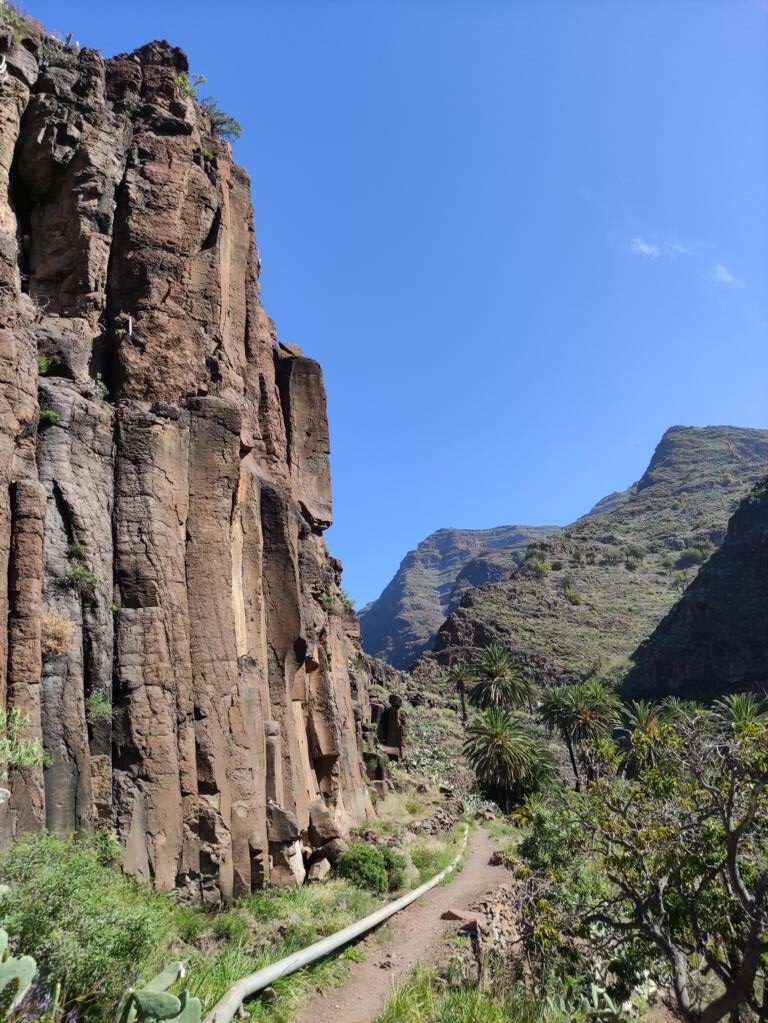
left=319, top=592, right=337, bottom=614
left=65, top=563, right=99, bottom=594
left=339, top=587, right=355, bottom=611
left=199, top=97, right=242, bottom=142
left=0, top=708, right=45, bottom=781
left=36, top=353, right=52, bottom=375
left=175, top=71, right=207, bottom=97
left=40, top=611, right=74, bottom=657
left=38, top=408, right=60, bottom=428
left=84, top=692, right=112, bottom=725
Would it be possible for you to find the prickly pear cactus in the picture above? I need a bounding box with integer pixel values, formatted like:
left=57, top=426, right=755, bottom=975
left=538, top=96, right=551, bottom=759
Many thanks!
left=118, top=962, right=201, bottom=1023
left=0, top=926, right=37, bottom=1016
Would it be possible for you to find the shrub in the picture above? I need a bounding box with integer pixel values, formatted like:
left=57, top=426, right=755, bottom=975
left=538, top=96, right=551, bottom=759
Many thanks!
left=65, top=563, right=99, bottom=593
left=84, top=692, right=112, bottom=724
left=339, top=587, right=355, bottom=611
left=199, top=98, right=242, bottom=142
left=319, top=592, right=337, bottom=614
left=562, top=586, right=581, bottom=605
left=335, top=843, right=388, bottom=894
left=36, top=353, right=52, bottom=375
left=0, top=2, right=30, bottom=46
left=175, top=71, right=207, bottom=97
left=380, top=846, right=406, bottom=892
left=526, top=555, right=551, bottom=579
left=40, top=611, right=74, bottom=657
left=67, top=542, right=86, bottom=561
left=38, top=408, right=60, bottom=428
left=0, top=833, right=182, bottom=1018
left=0, top=708, right=45, bottom=781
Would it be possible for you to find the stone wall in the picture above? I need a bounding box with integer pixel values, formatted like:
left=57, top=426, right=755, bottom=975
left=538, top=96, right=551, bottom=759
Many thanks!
left=0, top=22, right=372, bottom=902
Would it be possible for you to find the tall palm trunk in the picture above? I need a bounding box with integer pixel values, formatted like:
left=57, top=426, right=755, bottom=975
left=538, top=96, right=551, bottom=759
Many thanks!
left=458, top=682, right=467, bottom=724
left=564, top=732, right=582, bottom=792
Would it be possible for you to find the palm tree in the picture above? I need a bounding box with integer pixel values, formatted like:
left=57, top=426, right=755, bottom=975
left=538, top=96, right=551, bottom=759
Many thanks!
left=446, top=663, right=474, bottom=724
left=538, top=681, right=621, bottom=791
left=468, top=644, right=531, bottom=711
left=713, top=692, right=767, bottom=733
left=618, top=699, right=663, bottom=775
left=659, top=695, right=703, bottom=724
left=463, top=708, right=555, bottom=810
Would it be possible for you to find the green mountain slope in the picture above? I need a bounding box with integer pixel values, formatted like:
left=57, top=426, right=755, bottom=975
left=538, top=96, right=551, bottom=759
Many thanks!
left=624, top=476, right=768, bottom=701
left=359, top=524, right=558, bottom=669
left=427, top=426, right=768, bottom=688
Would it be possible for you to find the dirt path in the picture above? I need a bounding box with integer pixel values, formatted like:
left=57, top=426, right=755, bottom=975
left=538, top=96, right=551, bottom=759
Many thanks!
left=300, top=828, right=505, bottom=1023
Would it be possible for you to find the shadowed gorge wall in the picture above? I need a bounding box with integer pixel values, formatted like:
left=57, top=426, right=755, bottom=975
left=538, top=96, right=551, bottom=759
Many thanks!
left=0, top=21, right=372, bottom=902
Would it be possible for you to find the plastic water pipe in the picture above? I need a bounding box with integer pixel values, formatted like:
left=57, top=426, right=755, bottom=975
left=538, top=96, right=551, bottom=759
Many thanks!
left=203, top=825, right=470, bottom=1023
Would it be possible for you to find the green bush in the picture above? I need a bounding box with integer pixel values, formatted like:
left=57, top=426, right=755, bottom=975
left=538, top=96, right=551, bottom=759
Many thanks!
left=85, top=692, right=112, bottom=724
left=380, top=846, right=407, bottom=892
left=65, top=563, right=99, bottom=593
left=67, top=541, right=87, bottom=561
left=335, top=843, right=388, bottom=894
left=526, top=555, right=551, bottom=579
left=176, top=71, right=207, bottom=97
left=36, top=353, right=52, bottom=375
left=199, top=98, right=242, bottom=142
left=38, top=408, right=60, bottom=428
left=0, top=833, right=188, bottom=1019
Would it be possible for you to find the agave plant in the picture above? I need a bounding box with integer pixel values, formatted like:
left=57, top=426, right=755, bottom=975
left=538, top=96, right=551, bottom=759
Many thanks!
left=468, top=644, right=532, bottom=711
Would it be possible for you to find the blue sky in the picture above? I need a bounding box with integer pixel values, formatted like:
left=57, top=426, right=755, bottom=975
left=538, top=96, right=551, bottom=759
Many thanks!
left=34, top=0, right=768, bottom=606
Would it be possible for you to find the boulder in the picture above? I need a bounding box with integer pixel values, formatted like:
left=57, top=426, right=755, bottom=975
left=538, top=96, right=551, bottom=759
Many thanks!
left=308, top=798, right=342, bottom=847
left=307, top=857, right=331, bottom=882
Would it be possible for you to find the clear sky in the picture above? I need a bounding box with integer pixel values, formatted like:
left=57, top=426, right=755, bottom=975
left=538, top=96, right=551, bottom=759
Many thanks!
left=33, top=0, right=768, bottom=606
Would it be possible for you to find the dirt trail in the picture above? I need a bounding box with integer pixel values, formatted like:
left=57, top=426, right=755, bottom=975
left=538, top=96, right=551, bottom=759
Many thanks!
left=299, top=828, right=505, bottom=1023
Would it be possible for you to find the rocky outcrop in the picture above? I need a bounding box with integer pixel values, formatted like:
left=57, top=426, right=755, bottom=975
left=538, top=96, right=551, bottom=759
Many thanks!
left=0, top=19, right=372, bottom=901
left=360, top=525, right=558, bottom=669
left=423, top=427, right=768, bottom=688
left=624, top=477, right=768, bottom=701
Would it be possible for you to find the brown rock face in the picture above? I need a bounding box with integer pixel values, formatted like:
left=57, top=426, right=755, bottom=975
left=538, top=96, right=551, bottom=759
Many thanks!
left=0, top=24, right=372, bottom=899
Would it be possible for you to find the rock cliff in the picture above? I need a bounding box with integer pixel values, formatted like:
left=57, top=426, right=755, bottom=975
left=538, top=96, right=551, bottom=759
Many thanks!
left=422, top=427, right=768, bottom=688
left=0, top=19, right=372, bottom=902
left=624, top=476, right=768, bottom=701
left=360, top=525, right=558, bottom=669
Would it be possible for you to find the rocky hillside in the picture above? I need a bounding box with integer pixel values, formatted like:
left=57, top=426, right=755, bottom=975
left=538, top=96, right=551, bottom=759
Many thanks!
left=425, top=426, right=768, bottom=687
left=624, top=476, right=768, bottom=701
left=360, top=524, right=558, bottom=668
left=0, top=18, right=375, bottom=902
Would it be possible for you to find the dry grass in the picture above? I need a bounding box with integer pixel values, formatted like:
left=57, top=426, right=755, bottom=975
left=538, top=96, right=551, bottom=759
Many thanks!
left=41, top=611, right=74, bottom=657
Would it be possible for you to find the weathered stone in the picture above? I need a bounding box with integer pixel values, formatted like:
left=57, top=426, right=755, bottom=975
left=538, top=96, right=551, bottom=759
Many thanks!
left=267, top=800, right=300, bottom=844
left=307, top=857, right=331, bottom=882
left=308, top=798, right=342, bottom=847
left=0, top=27, right=374, bottom=899
left=314, top=836, right=349, bottom=865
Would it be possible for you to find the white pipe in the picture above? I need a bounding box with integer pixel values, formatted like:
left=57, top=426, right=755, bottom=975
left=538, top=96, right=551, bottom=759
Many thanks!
left=204, top=825, right=469, bottom=1023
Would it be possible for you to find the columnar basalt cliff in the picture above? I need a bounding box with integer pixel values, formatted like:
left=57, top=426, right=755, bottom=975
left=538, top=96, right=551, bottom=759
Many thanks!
left=0, top=21, right=373, bottom=902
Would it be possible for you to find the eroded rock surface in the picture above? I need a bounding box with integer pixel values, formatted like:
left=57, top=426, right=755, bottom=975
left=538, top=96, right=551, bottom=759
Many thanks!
left=0, top=22, right=372, bottom=899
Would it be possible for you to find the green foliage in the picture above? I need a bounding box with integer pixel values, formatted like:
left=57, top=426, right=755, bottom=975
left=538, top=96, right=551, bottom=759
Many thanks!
left=199, top=98, right=242, bottom=142
left=348, top=654, right=366, bottom=672
left=0, top=832, right=192, bottom=1019
left=38, top=408, right=60, bottom=427
left=199, top=147, right=215, bottom=162
left=65, top=562, right=99, bottom=593
left=469, top=644, right=532, bottom=711
left=675, top=539, right=714, bottom=568
left=175, top=71, right=207, bottom=97
left=339, top=587, right=355, bottom=611
left=85, top=691, right=112, bottom=724
left=0, top=707, right=45, bottom=781
left=335, top=843, right=402, bottom=894
left=36, top=352, right=52, bottom=375
left=67, top=541, right=87, bottom=561
left=319, top=592, right=337, bottom=614
left=0, top=2, right=30, bottom=47
left=93, top=373, right=109, bottom=400
left=464, top=709, right=556, bottom=808
left=525, top=553, right=551, bottom=578
left=212, top=912, right=249, bottom=944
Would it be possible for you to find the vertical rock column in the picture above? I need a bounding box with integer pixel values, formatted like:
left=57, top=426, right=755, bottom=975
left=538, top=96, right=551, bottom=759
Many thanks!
left=6, top=480, right=47, bottom=834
